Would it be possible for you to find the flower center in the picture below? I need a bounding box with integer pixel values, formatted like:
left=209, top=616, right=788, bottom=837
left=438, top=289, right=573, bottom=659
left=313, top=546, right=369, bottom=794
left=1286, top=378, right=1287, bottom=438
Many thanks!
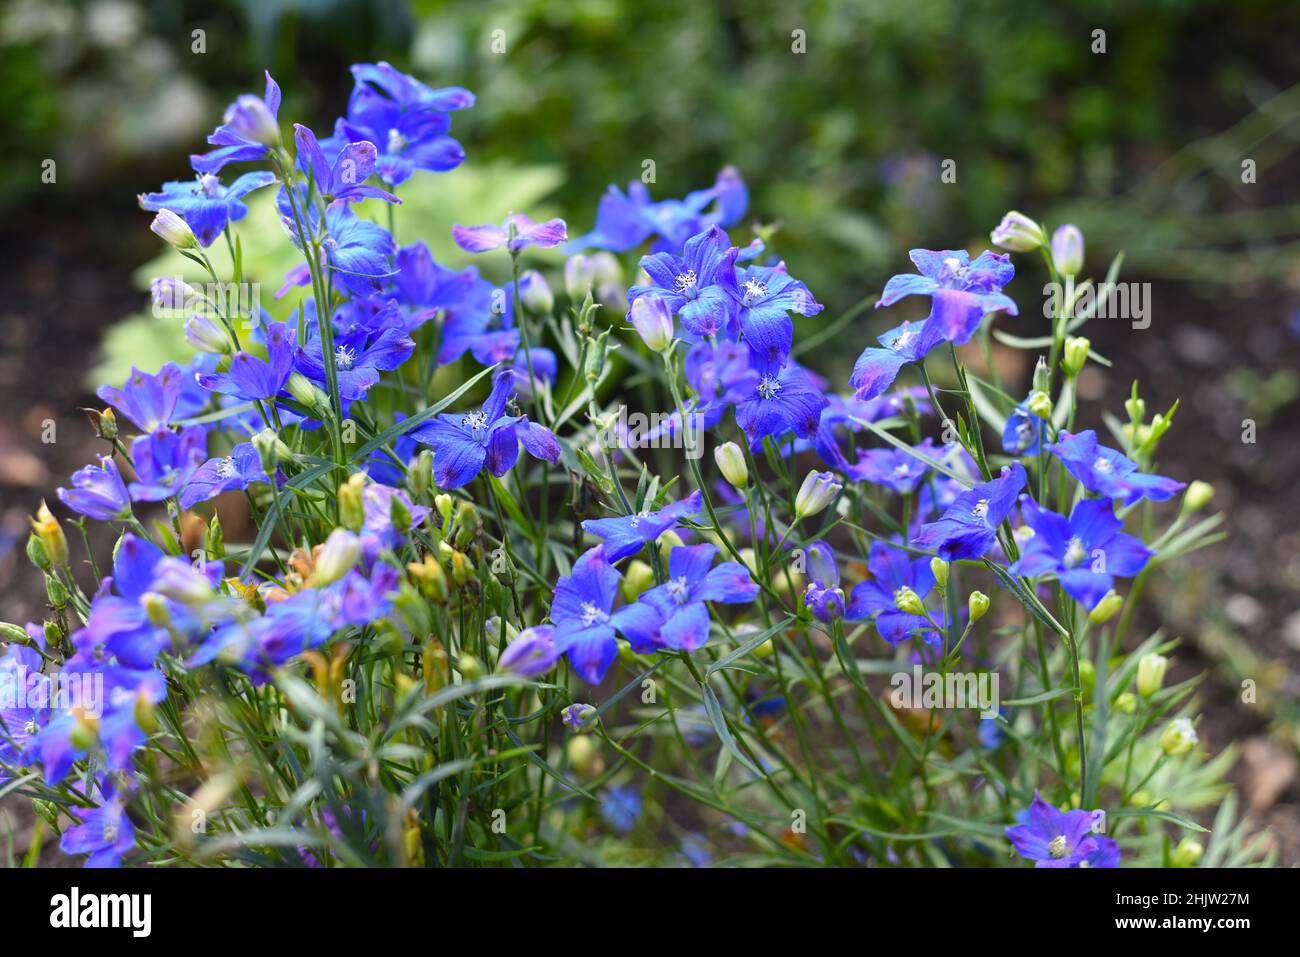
left=578, top=600, right=608, bottom=627
left=461, top=410, right=490, bottom=438
left=741, top=277, right=768, bottom=306
left=972, top=498, right=990, bottom=519
left=197, top=173, right=221, bottom=197
left=386, top=127, right=407, bottom=153
left=1048, top=835, right=1069, bottom=859
left=890, top=329, right=916, bottom=352
left=666, top=575, right=690, bottom=605
left=24, top=719, right=38, bottom=735
left=938, top=257, right=969, bottom=285
left=674, top=269, right=698, bottom=297
left=334, top=344, right=357, bottom=370
left=1093, top=456, right=1113, bottom=473
left=1063, top=536, right=1087, bottom=568
left=216, top=456, right=237, bottom=479
left=756, top=375, right=782, bottom=400
left=627, top=509, right=651, bottom=529
left=893, top=463, right=913, bottom=477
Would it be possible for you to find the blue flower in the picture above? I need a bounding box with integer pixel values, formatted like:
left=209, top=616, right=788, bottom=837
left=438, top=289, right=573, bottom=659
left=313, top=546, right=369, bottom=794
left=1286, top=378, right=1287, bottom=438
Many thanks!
left=735, top=365, right=830, bottom=447
left=409, top=374, right=560, bottom=490
left=96, top=363, right=187, bottom=433
left=567, top=167, right=747, bottom=254
left=295, top=322, right=414, bottom=403
left=340, top=62, right=473, bottom=185
left=549, top=546, right=633, bottom=684
left=452, top=214, right=567, bottom=254
left=293, top=123, right=399, bottom=206
left=498, top=347, right=558, bottom=399
left=278, top=185, right=396, bottom=298
left=600, top=785, right=642, bottom=834
left=721, top=260, right=823, bottom=373
left=1008, top=496, right=1153, bottom=609
left=912, top=462, right=1027, bottom=561
left=497, top=626, right=561, bottom=678
left=1002, top=394, right=1048, bottom=456
left=197, top=321, right=296, bottom=402
left=612, top=543, right=759, bottom=654
left=848, top=438, right=935, bottom=492
left=802, top=540, right=845, bottom=624
left=179, top=443, right=270, bottom=510
left=127, top=427, right=207, bottom=502
left=582, top=490, right=703, bottom=562
left=849, top=317, right=949, bottom=401
left=60, top=793, right=136, bottom=868
left=191, top=71, right=282, bottom=173
left=1005, top=792, right=1118, bottom=868
left=391, top=241, right=480, bottom=329
left=628, top=225, right=738, bottom=340
left=1046, top=430, right=1186, bottom=505
left=876, top=248, right=1017, bottom=344
left=138, top=171, right=278, bottom=247
left=58, top=456, right=131, bottom=521
left=436, top=276, right=520, bottom=367
left=846, top=541, right=943, bottom=646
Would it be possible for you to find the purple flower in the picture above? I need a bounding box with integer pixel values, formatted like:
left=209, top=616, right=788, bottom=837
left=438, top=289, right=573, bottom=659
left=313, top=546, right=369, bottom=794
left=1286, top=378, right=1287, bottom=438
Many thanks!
left=436, top=275, right=520, bottom=367
left=801, top=540, right=845, bottom=624
left=97, top=363, right=187, bottom=433
left=1002, top=394, right=1048, bottom=456
left=735, top=365, right=830, bottom=447
left=848, top=438, right=935, bottom=492
left=179, top=443, right=270, bottom=510
left=1046, top=430, right=1186, bottom=506
left=294, top=123, right=399, bottom=206
left=277, top=186, right=397, bottom=298
left=127, top=427, right=207, bottom=502
left=582, top=490, right=703, bottom=562
left=912, top=463, right=1026, bottom=561
left=191, top=71, right=282, bottom=173
left=846, top=541, right=942, bottom=646
left=197, top=321, right=296, bottom=402
left=58, top=456, right=131, bottom=521
left=138, top=171, right=278, bottom=247
left=497, top=347, right=557, bottom=399
left=1008, top=496, right=1153, bottom=609
left=721, top=260, right=823, bottom=373
left=628, top=225, right=738, bottom=340
left=295, top=323, right=414, bottom=402
left=600, top=785, right=642, bottom=834
left=849, top=318, right=947, bottom=401
left=497, top=626, right=561, bottom=678
left=60, top=796, right=136, bottom=868
left=876, top=248, right=1018, bottom=344
left=452, top=214, right=568, bottom=255
left=391, top=242, right=480, bottom=327
left=549, top=546, right=638, bottom=684
left=409, top=374, right=560, bottom=490
left=1006, top=792, right=1119, bottom=868
left=340, top=62, right=473, bottom=185
left=611, top=543, right=758, bottom=654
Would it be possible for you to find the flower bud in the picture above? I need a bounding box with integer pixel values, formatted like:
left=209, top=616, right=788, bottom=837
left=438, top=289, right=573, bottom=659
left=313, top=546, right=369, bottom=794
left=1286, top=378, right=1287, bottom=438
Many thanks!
left=457, top=653, right=483, bottom=681
left=90, top=407, right=119, bottom=441
left=406, top=554, right=449, bottom=604
left=714, top=441, right=749, bottom=490
left=449, top=550, right=474, bottom=586
left=46, top=574, right=68, bottom=609
left=562, top=703, right=598, bottom=733
left=310, top=529, right=361, bottom=586
left=390, top=493, right=412, bottom=537
left=43, top=620, right=63, bottom=648
left=1160, top=718, right=1198, bottom=756
left=584, top=326, right=612, bottom=384
left=143, top=592, right=171, bottom=628
left=30, top=502, right=68, bottom=568
left=619, top=560, right=655, bottom=603
left=407, top=449, right=433, bottom=498
left=338, top=474, right=366, bottom=533
left=286, top=372, right=327, bottom=411
left=251, top=428, right=285, bottom=478
left=1089, top=590, right=1123, bottom=624
left=968, top=590, right=990, bottom=623
left=1051, top=224, right=1084, bottom=276
left=1114, top=691, right=1138, bottom=715
left=794, top=470, right=842, bottom=519
left=185, top=315, right=230, bottom=354
left=1063, top=336, right=1090, bottom=377
left=497, top=626, right=559, bottom=678
left=894, top=586, right=925, bottom=617
left=564, top=255, right=594, bottom=301
left=150, top=209, right=198, bottom=249
left=1171, top=837, right=1204, bottom=868
left=1032, top=355, right=1051, bottom=395
left=152, top=560, right=214, bottom=606
left=628, top=293, right=674, bottom=353
left=990, top=211, right=1045, bottom=252
left=590, top=252, right=623, bottom=289
left=151, top=277, right=198, bottom=311
left=1182, top=481, right=1213, bottom=514
left=566, top=734, right=602, bottom=775
left=518, top=269, right=553, bottom=314
left=26, top=533, right=51, bottom=572
left=69, top=710, right=100, bottom=751
left=1137, top=653, right=1168, bottom=698
left=1027, top=390, right=1053, bottom=419
left=930, top=557, right=949, bottom=589
left=133, top=688, right=159, bottom=735
left=434, top=493, right=454, bottom=525
left=224, top=93, right=281, bottom=146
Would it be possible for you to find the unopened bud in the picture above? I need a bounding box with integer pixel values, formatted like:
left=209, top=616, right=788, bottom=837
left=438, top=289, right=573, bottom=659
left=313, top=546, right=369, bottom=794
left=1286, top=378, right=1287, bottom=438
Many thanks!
left=894, top=586, right=925, bottom=617
left=1063, top=336, right=1090, bottom=377
left=968, top=590, right=990, bottom=623
left=310, top=529, right=361, bottom=586
left=184, top=315, right=230, bottom=354
left=628, top=293, right=674, bottom=353
left=150, top=209, right=198, bottom=249
left=338, top=474, right=366, bottom=532
left=564, top=255, right=594, bottom=301
left=1137, top=653, right=1168, bottom=698
left=1051, top=224, right=1084, bottom=276
left=990, top=211, right=1045, bottom=252
left=930, top=557, right=949, bottom=589
left=794, top=470, right=842, bottom=519
left=1160, top=717, right=1198, bottom=756
left=1183, top=481, right=1213, bottom=514
left=714, top=441, right=749, bottom=490
left=519, top=270, right=553, bottom=314
left=1027, top=390, right=1053, bottom=419
left=1089, top=591, right=1123, bottom=624
left=30, top=502, right=68, bottom=568
left=407, top=450, right=432, bottom=498
left=1170, top=837, right=1203, bottom=868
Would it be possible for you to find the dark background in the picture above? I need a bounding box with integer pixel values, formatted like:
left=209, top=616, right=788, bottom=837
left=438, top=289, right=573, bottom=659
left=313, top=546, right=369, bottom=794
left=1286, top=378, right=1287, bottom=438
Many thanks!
left=1, top=0, right=1298, bottom=862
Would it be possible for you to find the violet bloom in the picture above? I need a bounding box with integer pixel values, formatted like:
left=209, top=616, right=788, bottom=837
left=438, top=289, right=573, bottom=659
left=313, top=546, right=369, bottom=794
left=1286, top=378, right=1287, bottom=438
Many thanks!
left=191, top=71, right=282, bottom=173
left=277, top=185, right=397, bottom=298
left=912, top=462, right=1026, bottom=561
left=391, top=241, right=480, bottom=330
left=582, top=490, right=703, bottom=562
left=549, top=546, right=644, bottom=684
left=409, top=374, right=560, bottom=490
left=1002, top=394, right=1048, bottom=456
left=1046, top=430, right=1186, bottom=505
left=293, top=124, right=399, bottom=206
left=138, top=171, right=278, bottom=247
left=612, top=543, right=759, bottom=654
left=58, top=456, right=131, bottom=521
left=1008, top=497, right=1153, bottom=609
left=1006, top=792, right=1119, bottom=868
left=849, top=318, right=946, bottom=401
left=436, top=275, right=520, bottom=367
left=497, top=347, right=558, bottom=399
left=801, top=540, right=845, bottom=624
left=179, top=443, right=270, bottom=509
left=876, top=248, right=1018, bottom=344
left=846, top=541, right=942, bottom=646
left=127, top=427, right=207, bottom=502
left=295, top=323, right=414, bottom=402
left=497, top=626, right=561, bottom=678
left=197, top=321, right=295, bottom=402
left=452, top=214, right=567, bottom=255
left=60, top=796, right=136, bottom=868
left=735, top=365, right=830, bottom=447
left=721, top=260, right=823, bottom=372
left=849, top=438, right=936, bottom=493
left=97, top=363, right=187, bottom=432
left=628, top=225, right=738, bottom=340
